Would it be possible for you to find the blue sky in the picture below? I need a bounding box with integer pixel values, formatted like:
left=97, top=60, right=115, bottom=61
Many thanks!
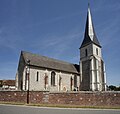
left=0, top=0, right=120, bottom=86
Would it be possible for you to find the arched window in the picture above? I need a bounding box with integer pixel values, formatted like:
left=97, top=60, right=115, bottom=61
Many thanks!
left=59, top=76, right=62, bottom=91
left=51, top=71, right=56, bottom=86
left=96, top=48, right=98, bottom=55
left=44, top=74, right=48, bottom=89
left=70, top=77, right=73, bottom=91
left=36, top=71, right=39, bottom=81
left=45, top=75, right=48, bottom=85
left=59, top=76, right=62, bottom=86
left=74, top=75, right=77, bottom=88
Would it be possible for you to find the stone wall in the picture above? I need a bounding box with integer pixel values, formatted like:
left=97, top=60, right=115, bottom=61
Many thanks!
left=0, top=91, right=120, bottom=107
left=29, top=67, right=79, bottom=92
left=19, top=65, right=80, bottom=92
left=0, top=91, right=27, bottom=103
left=49, top=92, right=120, bottom=107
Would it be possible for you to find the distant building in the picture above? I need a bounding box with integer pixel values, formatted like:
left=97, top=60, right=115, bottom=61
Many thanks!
left=16, top=5, right=107, bottom=92
left=0, top=80, right=16, bottom=90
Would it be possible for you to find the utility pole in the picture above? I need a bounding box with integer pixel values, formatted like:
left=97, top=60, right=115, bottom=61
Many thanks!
left=26, top=60, right=30, bottom=104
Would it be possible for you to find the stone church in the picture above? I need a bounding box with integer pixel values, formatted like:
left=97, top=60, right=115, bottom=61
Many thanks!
left=16, top=6, right=107, bottom=92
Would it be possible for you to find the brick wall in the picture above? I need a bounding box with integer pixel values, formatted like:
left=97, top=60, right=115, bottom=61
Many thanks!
left=49, top=92, right=120, bottom=107
left=0, top=91, right=27, bottom=103
left=0, top=91, right=120, bottom=107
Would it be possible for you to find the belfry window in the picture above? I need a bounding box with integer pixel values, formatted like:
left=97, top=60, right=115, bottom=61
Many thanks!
left=96, top=48, right=98, bottom=55
left=51, top=71, right=56, bottom=86
left=85, top=49, right=88, bottom=57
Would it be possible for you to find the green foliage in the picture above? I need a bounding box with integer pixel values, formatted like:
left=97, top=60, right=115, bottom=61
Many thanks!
left=108, top=85, right=120, bottom=91
left=0, top=81, right=3, bottom=87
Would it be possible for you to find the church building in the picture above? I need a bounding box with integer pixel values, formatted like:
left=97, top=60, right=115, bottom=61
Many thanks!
left=16, top=5, right=107, bottom=92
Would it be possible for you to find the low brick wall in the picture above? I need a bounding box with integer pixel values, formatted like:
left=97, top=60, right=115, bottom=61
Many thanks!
left=49, top=92, right=120, bottom=107
left=29, top=91, right=45, bottom=104
left=0, top=91, right=120, bottom=107
left=0, top=91, right=27, bottom=103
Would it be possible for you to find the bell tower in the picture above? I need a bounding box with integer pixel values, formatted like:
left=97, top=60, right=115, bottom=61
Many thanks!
left=80, top=5, right=107, bottom=91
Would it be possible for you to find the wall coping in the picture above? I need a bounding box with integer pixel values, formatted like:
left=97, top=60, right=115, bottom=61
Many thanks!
left=0, top=90, right=120, bottom=93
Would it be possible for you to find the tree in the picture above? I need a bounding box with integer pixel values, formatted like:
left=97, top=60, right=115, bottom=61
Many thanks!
left=108, top=85, right=120, bottom=91
left=0, top=80, right=3, bottom=87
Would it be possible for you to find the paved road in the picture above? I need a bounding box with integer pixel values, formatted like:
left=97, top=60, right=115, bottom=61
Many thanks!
left=0, top=104, right=120, bottom=114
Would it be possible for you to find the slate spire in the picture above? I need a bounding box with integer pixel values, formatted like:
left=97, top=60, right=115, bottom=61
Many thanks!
left=80, top=4, right=101, bottom=48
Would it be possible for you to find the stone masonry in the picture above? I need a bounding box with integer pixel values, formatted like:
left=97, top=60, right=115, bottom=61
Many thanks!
left=0, top=91, right=120, bottom=108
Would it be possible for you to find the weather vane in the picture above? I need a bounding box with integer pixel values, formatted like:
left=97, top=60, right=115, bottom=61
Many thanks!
left=88, top=0, right=90, bottom=7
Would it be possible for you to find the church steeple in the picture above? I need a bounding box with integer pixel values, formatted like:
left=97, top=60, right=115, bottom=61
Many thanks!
left=80, top=4, right=101, bottom=48
left=79, top=4, right=106, bottom=91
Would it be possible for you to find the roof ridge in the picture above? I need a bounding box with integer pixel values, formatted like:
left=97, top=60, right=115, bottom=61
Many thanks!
left=22, top=50, right=76, bottom=65
left=21, top=50, right=79, bottom=74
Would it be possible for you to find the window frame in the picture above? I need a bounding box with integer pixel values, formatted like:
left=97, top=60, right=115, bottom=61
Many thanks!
left=51, top=71, right=56, bottom=86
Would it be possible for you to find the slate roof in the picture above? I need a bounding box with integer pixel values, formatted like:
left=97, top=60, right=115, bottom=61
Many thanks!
left=21, top=51, right=79, bottom=74
left=80, top=7, right=101, bottom=48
